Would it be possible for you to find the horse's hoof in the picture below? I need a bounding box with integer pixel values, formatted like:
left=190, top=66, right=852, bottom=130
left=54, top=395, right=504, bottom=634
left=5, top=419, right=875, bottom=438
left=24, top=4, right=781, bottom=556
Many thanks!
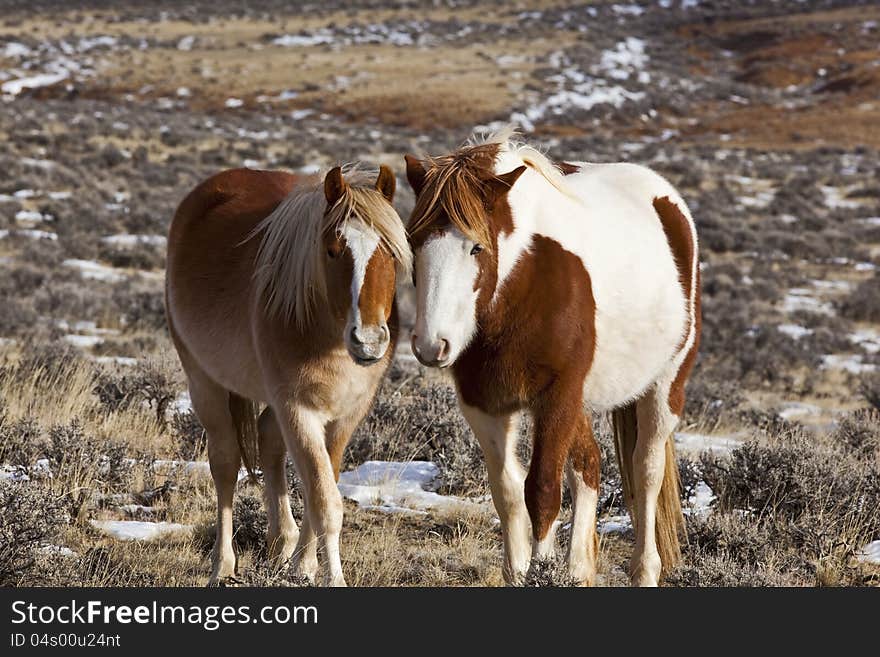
left=207, top=575, right=242, bottom=588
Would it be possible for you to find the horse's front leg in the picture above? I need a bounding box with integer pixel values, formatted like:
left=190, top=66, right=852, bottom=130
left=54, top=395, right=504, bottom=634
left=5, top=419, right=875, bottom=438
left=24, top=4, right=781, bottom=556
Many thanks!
left=526, top=389, right=580, bottom=568
left=458, top=399, right=531, bottom=585
left=277, top=403, right=347, bottom=586
left=287, top=411, right=361, bottom=585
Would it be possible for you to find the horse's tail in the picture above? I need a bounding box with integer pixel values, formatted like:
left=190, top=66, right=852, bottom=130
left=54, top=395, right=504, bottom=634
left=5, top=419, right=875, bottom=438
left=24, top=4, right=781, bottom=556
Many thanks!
left=228, top=393, right=260, bottom=484
left=612, top=402, right=684, bottom=573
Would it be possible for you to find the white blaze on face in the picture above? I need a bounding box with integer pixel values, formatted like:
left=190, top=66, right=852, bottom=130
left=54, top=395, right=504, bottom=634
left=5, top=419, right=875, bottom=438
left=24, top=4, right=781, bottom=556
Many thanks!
left=414, top=227, right=480, bottom=365
left=342, top=221, right=381, bottom=327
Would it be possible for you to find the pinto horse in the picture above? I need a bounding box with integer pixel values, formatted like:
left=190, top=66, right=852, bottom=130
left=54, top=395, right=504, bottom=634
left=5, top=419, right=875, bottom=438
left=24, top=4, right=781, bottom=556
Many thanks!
left=166, top=165, right=410, bottom=586
left=405, top=129, right=700, bottom=586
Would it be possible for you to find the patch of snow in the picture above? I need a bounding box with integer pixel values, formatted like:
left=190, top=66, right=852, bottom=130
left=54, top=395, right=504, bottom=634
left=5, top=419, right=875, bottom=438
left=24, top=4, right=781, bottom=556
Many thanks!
left=94, top=356, right=138, bottom=366
left=62, top=259, right=127, bottom=283
left=858, top=540, right=880, bottom=565
left=224, top=98, right=244, bottom=109
left=781, top=288, right=835, bottom=316
left=1, top=459, right=52, bottom=481
left=1, top=71, right=69, bottom=96
left=2, top=42, right=32, bottom=58
left=63, top=334, right=104, bottom=349
left=739, top=190, right=775, bottom=209
left=273, top=33, right=334, bottom=47
left=290, top=109, right=314, bottom=121
left=171, top=392, right=192, bottom=414
left=851, top=328, right=880, bottom=354
left=811, top=279, right=852, bottom=294
left=777, top=402, right=822, bottom=421
left=674, top=432, right=741, bottom=455
left=90, top=520, right=192, bottom=542
left=39, top=544, right=77, bottom=558
left=0, top=229, right=57, bottom=241
left=0, top=465, right=30, bottom=482
left=101, top=234, right=166, bottom=248
left=598, top=37, right=648, bottom=80
left=821, top=186, right=863, bottom=210
left=77, top=35, right=117, bottom=52
left=515, top=86, right=645, bottom=130
left=820, top=354, right=876, bottom=374
left=338, top=460, right=477, bottom=513
left=15, top=209, right=52, bottom=223
left=598, top=514, right=631, bottom=534
left=687, top=480, right=714, bottom=514
left=778, top=324, right=813, bottom=340
left=611, top=4, right=645, bottom=16
left=177, top=36, right=196, bottom=51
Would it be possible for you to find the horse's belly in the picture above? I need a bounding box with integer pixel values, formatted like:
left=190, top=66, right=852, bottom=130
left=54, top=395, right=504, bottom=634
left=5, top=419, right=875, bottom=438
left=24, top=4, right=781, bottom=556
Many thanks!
left=168, top=287, right=268, bottom=402
left=582, top=255, right=687, bottom=411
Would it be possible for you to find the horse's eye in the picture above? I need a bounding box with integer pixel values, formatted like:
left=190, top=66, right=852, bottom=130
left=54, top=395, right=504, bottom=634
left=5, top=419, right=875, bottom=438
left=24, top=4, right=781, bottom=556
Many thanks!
left=470, top=244, right=483, bottom=256
left=327, top=248, right=337, bottom=258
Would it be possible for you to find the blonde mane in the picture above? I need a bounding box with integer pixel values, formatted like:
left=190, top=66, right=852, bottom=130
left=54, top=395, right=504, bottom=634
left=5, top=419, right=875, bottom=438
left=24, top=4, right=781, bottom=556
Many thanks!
left=249, top=166, right=411, bottom=329
left=408, top=126, right=576, bottom=250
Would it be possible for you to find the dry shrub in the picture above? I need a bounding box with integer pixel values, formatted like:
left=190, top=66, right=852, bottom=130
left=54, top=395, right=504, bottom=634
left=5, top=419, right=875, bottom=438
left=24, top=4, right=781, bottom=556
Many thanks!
left=345, top=365, right=487, bottom=496
left=5, top=340, right=84, bottom=387
left=171, top=409, right=206, bottom=461
left=839, top=273, right=880, bottom=322
left=832, top=409, right=880, bottom=460
left=677, top=420, right=880, bottom=586
left=232, top=492, right=268, bottom=557
left=92, top=360, right=176, bottom=427
left=0, top=480, right=69, bottom=586
left=44, top=420, right=135, bottom=521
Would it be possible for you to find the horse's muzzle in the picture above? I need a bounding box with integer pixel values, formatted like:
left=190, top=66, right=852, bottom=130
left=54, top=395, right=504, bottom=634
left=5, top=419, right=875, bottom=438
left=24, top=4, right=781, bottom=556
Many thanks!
left=347, top=324, right=389, bottom=365
left=411, top=333, right=451, bottom=368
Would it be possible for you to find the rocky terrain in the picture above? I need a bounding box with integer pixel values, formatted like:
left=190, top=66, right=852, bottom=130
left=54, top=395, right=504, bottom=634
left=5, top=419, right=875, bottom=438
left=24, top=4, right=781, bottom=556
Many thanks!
left=1, top=0, right=879, bottom=586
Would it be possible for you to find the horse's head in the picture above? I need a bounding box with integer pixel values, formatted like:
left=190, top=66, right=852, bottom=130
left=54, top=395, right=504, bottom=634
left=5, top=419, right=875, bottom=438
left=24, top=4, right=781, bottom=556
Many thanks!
left=405, top=149, right=526, bottom=368
left=322, top=165, right=409, bottom=365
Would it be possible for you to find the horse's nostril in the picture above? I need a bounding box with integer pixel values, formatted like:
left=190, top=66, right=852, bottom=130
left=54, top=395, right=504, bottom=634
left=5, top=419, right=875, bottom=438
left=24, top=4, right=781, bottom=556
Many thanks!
left=350, top=327, right=363, bottom=345
left=380, top=324, right=389, bottom=340
left=438, top=338, right=450, bottom=361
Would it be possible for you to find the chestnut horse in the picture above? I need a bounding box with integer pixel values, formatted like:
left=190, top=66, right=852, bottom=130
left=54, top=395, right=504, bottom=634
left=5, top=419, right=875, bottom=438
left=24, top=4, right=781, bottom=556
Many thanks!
left=166, top=165, right=410, bottom=586
left=405, top=129, right=700, bottom=587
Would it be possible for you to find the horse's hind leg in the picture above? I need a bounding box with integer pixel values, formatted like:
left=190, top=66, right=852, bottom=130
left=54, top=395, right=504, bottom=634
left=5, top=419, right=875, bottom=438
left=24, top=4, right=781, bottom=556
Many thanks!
left=186, top=371, right=241, bottom=586
left=257, top=407, right=299, bottom=566
left=630, top=379, right=682, bottom=587
left=458, top=400, right=531, bottom=585
left=565, top=414, right=600, bottom=586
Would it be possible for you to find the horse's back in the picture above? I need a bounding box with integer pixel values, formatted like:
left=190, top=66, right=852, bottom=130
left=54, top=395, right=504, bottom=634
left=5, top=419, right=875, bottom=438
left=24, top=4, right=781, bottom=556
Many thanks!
left=556, top=163, right=697, bottom=409
left=170, top=168, right=299, bottom=237
left=166, top=168, right=301, bottom=399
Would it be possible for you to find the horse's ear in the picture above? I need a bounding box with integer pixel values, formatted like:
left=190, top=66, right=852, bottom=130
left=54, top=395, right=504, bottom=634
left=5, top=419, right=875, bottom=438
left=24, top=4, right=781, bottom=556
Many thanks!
left=404, top=154, right=427, bottom=196
left=376, top=164, right=396, bottom=202
left=486, top=165, right=527, bottom=200
left=324, top=166, right=347, bottom=206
